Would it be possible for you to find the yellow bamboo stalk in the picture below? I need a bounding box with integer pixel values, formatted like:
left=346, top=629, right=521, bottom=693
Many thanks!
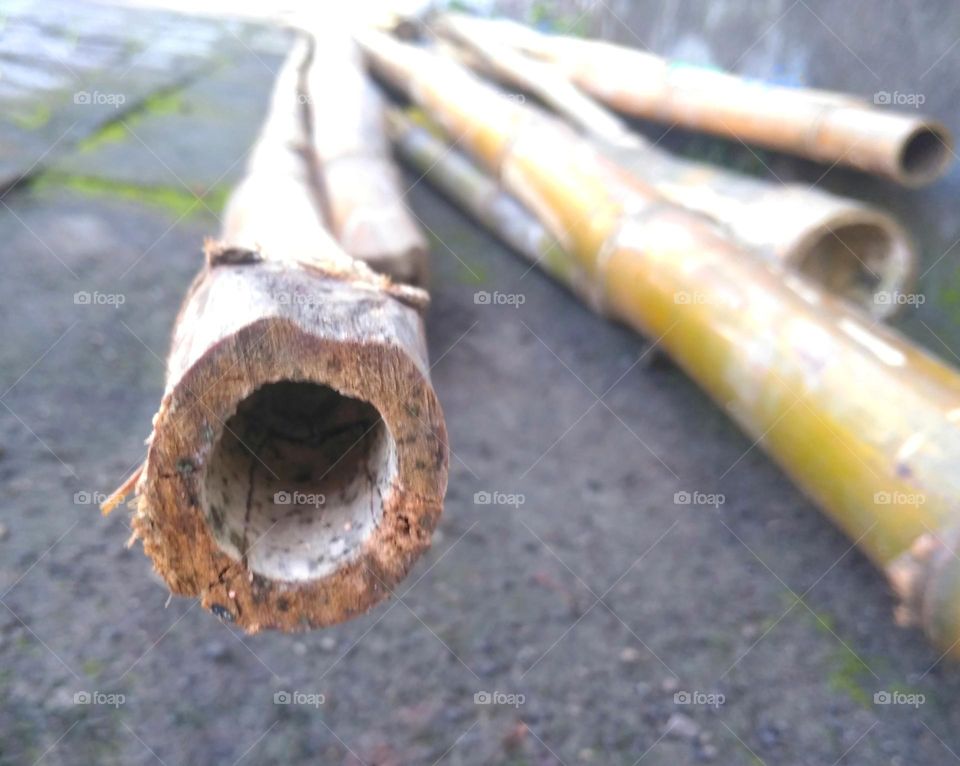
left=385, top=108, right=587, bottom=292
left=359, top=29, right=960, bottom=656
left=436, top=13, right=917, bottom=319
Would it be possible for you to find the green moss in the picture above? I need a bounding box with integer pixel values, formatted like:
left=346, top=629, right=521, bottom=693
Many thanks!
left=139, top=89, right=187, bottom=118
left=76, top=120, right=128, bottom=151
left=938, top=267, right=960, bottom=322
left=11, top=103, right=51, bottom=131
left=76, top=86, right=189, bottom=153
left=827, top=650, right=873, bottom=707
left=33, top=172, right=229, bottom=219
left=81, top=658, right=104, bottom=679
left=528, top=2, right=592, bottom=36
left=457, top=260, right=487, bottom=285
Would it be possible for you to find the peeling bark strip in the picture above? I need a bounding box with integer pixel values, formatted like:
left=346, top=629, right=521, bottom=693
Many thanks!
left=109, top=36, right=447, bottom=632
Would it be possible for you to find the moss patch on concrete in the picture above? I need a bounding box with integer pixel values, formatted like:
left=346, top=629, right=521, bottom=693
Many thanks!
left=75, top=86, right=190, bottom=153
left=10, top=102, right=52, bottom=131
left=33, top=172, right=229, bottom=219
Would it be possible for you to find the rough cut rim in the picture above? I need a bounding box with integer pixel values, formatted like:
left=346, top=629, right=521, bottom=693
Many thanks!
left=137, top=318, right=447, bottom=632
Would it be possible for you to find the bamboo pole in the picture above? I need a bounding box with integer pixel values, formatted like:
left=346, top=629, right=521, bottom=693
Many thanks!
left=436, top=13, right=917, bottom=319
left=305, top=25, right=429, bottom=286
left=468, top=15, right=953, bottom=187
left=360, top=30, right=960, bottom=656
left=385, top=109, right=587, bottom=290
left=106, top=37, right=447, bottom=633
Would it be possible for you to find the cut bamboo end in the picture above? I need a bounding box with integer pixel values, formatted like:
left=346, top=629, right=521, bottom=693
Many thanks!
left=111, top=32, right=447, bottom=632
left=887, top=528, right=960, bottom=658
left=785, top=207, right=915, bottom=319
left=135, top=250, right=446, bottom=631
left=896, top=123, right=953, bottom=187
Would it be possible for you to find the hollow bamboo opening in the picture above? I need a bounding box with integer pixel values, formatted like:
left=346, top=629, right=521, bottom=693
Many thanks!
left=790, top=215, right=914, bottom=317
left=203, top=380, right=397, bottom=582
left=898, top=124, right=952, bottom=186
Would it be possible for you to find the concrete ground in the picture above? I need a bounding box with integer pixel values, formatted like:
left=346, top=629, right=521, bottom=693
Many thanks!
left=2, top=1, right=960, bottom=764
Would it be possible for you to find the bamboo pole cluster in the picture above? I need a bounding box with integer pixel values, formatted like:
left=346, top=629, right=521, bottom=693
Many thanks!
left=104, top=33, right=447, bottom=633
left=360, top=27, right=960, bottom=657
left=435, top=13, right=917, bottom=320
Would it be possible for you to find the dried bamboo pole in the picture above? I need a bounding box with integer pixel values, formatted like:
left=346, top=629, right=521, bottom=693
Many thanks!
left=360, top=31, right=960, bottom=656
left=107, top=38, right=447, bottom=633
left=305, top=25, right=428, bottom=286
left=473, top=15, right=953, bottom=187
left=436, top=13, right=917, bottom=319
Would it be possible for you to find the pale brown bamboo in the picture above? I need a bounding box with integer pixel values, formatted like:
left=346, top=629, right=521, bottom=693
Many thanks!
left=305, top=25, right=428, bottom=286
left=106, top=37, right=447, bottom=633
left=473, top=15, right=953, bottom=186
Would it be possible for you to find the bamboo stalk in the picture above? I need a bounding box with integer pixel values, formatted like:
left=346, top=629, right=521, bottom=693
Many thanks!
left=436, top=13, right=917, bottom=319
left=385, top=109, right=587, bottom=289
left=473, top=15, right=953, bottom=187
left=109, top=37, right=447, bottom=633
left=305, top=25, right=429, bottom=286
left=360, top=30, right=960, bottom=656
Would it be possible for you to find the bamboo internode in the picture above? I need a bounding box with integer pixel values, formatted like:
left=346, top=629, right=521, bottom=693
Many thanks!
left=437, top=13, right=916, bottom=318
left=109, top=36, right=447, bottom=632
left=361, top=30, right=960, bottom=655
left=467, top=15, right=953, bottom=187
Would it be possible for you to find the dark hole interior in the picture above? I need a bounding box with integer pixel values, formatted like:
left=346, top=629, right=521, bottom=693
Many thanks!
left=203, top=381, right=394, bottom=581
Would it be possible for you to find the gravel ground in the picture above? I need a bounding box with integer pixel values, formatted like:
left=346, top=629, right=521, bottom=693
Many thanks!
left=2, top=1, right=960, bottom=764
